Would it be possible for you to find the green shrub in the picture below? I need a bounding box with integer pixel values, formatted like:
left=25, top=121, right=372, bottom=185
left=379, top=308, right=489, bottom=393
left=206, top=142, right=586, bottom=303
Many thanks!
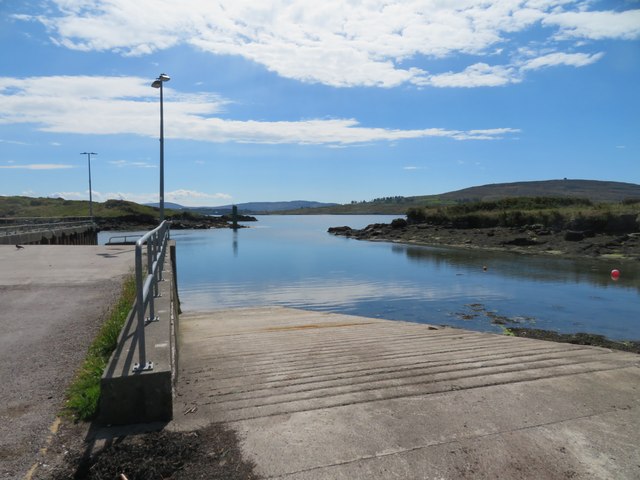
left=404, top=197, right=639, bottom=232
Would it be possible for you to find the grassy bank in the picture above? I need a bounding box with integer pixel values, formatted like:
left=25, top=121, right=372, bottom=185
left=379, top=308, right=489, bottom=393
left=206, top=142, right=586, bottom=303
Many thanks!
left=64, top=274, right=136, bottom=421
left=406, top=197, right=640, bottom=233
left=0, top=196, right=231, bottom=230
left=0, top=196, right=164, bottom=218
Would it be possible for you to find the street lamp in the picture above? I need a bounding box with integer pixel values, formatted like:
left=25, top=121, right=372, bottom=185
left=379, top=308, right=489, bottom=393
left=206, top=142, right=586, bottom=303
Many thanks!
left=81, top=152, right=97, bottom=217
left=151, top=73, right=170, bottom=223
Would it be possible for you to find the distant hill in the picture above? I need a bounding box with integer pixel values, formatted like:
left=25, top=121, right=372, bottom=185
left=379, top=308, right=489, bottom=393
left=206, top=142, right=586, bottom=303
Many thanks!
left=147, top=200, right=338, bottom=214
left=280, top=179, right=640, bottom=215
left=150, top=202, right=185, bottom=210
left=434, top=180, right=640, bottom=203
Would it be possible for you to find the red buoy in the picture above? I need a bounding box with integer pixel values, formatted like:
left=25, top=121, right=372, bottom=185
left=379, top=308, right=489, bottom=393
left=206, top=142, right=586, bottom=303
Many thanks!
left=611, top=269, right=620, bottom=280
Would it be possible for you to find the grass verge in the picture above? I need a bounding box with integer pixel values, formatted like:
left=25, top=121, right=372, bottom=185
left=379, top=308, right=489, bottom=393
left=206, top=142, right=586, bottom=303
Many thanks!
left=64, top=274, right=136, bottom=421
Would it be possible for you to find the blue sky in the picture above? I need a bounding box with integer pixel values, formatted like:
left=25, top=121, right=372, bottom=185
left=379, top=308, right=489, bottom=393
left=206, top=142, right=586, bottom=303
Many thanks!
left=1, top=1, right=639, bottom=206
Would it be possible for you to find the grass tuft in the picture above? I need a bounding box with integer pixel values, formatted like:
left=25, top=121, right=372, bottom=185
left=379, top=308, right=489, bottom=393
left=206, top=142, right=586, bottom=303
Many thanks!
left=64, top=274, right=136, bottom=421
left=501, top=327, right=516, bottom=337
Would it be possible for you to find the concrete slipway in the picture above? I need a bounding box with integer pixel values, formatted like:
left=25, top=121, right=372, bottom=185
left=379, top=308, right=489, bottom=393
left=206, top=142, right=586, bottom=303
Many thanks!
left=172, top=306, right=640, bottom=480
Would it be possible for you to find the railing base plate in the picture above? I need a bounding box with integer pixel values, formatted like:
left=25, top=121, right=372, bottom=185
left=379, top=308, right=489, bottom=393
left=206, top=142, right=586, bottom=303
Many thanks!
left=132, top=361, right=154, bottom=373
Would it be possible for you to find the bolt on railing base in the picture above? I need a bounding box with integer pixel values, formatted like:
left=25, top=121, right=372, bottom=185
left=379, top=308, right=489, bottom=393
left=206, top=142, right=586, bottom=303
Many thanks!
left=132, top=361, right=154, bottom=373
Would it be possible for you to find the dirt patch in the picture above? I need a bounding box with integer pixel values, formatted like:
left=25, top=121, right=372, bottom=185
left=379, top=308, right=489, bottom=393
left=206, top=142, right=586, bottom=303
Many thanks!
left=37, top=422, right=260, bottom=480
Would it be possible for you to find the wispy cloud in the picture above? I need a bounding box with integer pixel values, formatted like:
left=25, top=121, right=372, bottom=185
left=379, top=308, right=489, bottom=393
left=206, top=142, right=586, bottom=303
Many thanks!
left=417, top=52, right=606, bottom=88
left=109, top=160, right=156, bottom=168
left=0, top=138, right=29, bottom=145
left=0, top=163, right=73, bottom=170
left=53, top=188, right=232, bottom=206
left=0, top=75, right=520, bottom=144
left=520, top=52, right=605, bottom=72
left=544, top=10, right=640, bottom=41
left=419, top=63, right=519, bottom=88
left=166, top=189, right=232, bottom=203
left=17, top=1, right=638, bottom=88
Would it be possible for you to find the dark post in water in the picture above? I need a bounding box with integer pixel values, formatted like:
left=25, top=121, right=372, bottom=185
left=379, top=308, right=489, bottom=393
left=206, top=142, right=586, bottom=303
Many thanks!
left=232, top=205, right=239, bottom=230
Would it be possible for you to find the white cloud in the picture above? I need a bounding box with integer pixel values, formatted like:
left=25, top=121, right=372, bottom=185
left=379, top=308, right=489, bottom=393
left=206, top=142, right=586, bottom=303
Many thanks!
left=0, top=75, right=520, bottom=144
left=545, top=9, right=640, bottom=40
left=16, top=1, right=637, bottom=88
left=520, top=51, right=604, bottom=71
left=109, top=159, right=156, bottom=168
left=52, top=191, right=86, bottom=199
left=53, top=188, right=232, bottom=206
left=165, top=189, right=232, bottom=203
left=0, top=138, right=29, bottom=145
left=419, top=63, right=519, bottom=88
left=417, top=50, right=606, bottom=88
left=0, top=163, right=73, bottom=170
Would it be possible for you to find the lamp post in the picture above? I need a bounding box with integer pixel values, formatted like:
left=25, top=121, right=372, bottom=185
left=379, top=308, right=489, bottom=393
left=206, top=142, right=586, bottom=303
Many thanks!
left=151, top=73, right=170, bottom=223
left=81, top=152, right=97, bottom=217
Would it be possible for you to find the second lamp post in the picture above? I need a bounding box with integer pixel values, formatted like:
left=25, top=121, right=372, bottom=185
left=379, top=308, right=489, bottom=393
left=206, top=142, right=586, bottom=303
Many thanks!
left=151, top=73, right=170, bottom=223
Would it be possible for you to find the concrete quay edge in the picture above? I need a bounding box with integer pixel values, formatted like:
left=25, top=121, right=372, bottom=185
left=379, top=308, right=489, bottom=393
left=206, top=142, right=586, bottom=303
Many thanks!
left=99, top=241, right=179, bottom=425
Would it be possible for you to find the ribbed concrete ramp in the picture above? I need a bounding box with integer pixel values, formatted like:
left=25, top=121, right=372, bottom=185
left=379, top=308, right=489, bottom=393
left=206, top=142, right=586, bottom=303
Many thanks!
left=173, top=307, right=640, bottom=479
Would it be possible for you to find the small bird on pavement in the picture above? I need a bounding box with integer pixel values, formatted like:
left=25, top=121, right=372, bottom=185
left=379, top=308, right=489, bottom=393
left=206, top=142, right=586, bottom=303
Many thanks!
left=15, top=244, right=24, bottom=249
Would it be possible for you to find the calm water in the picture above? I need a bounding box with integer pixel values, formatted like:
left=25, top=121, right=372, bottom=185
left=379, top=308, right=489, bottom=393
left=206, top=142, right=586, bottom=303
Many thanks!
left=100, top=215, right=640, bottom=340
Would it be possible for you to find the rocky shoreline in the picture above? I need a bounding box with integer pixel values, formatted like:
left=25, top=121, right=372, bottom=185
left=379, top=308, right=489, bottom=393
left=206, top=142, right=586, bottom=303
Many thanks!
left=329, top=219, right=640, bottom=262
left=96, top=213, right=257, bottom=231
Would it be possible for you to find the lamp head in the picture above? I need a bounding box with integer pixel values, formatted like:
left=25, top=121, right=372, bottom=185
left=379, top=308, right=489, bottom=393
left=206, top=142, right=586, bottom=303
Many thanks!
left=152, top=73, right=170, bottom=88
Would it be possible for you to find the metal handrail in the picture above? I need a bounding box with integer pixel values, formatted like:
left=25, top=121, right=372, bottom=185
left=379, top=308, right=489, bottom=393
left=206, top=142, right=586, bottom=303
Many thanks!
left=106, top=235, right=142, bottom=245
left=133, top=221, right=170, bottom=372
left=0, top=216, right=92, bottom=224
left=0, top=220, right=95, bottom=236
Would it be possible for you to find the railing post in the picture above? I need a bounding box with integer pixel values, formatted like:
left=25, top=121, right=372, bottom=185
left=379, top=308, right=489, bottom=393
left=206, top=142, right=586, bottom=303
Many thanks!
left=133, top=243, right=151, bottom=372
left=132, top=220, right=169, bottom=373
left=147, top=240, right=157, bottom=323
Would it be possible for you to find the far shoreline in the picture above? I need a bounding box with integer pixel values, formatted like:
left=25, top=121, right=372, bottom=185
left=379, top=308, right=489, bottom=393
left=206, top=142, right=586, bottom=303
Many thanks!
left=328, top=219, right=640, bottom=352
left=328, top=221, right=640, bottom=263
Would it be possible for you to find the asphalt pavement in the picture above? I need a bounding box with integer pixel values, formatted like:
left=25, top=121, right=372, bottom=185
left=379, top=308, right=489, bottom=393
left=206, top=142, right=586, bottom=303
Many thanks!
left=0, top=244, right=134, bottom=479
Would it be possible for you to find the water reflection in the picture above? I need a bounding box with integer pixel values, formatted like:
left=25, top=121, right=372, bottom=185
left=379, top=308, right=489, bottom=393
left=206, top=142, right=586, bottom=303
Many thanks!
left=183, top=277, right=503, bottom=312
left=233, top=230, right=238, bottom=257
left=393, top=244, right=640, bottom=293
left=103, top=216, right=639, bottom=341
